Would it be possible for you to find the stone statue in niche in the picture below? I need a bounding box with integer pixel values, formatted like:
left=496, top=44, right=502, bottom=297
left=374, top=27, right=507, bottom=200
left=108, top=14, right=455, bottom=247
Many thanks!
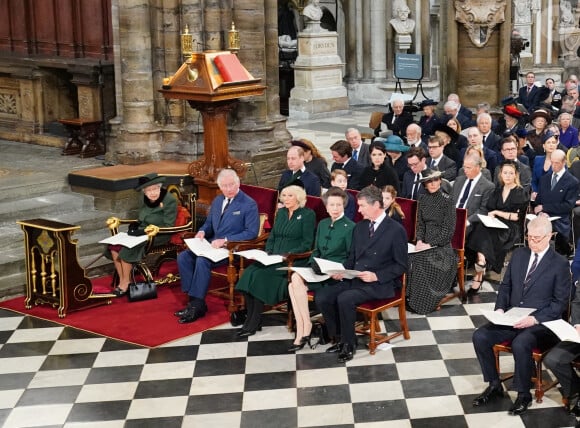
left=454, top=0, right=507, bottom=48
left=390, top=0, right=416, bottom=35
left=302, top=0, right=325, bottom=33
left=558, top=0, right=580, bottom=59
left=560, top=0, right=575, bottom=28
left=513, top=0, right=532, bottom=25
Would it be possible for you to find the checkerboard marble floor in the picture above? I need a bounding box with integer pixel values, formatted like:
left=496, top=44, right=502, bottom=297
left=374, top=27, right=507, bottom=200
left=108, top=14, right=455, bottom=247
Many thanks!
left=0, top=282, right=578, bottom=428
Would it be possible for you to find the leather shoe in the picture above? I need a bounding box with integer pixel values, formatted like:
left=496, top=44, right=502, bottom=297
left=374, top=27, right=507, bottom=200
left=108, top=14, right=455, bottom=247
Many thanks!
left=472, top=385, right=503, bottom=407
left=178, top=307, right=206, bottom=324
left=508, top=395, right=532, bottom=415
left=174, top=306, right=190, bottom=317
left=325, top=343, right=343, bottom=353
left=570, top=399, right=580, bottom=416
left=237, top=329, right=256, bottom=338
left=337, top=343, right=356, bottom=363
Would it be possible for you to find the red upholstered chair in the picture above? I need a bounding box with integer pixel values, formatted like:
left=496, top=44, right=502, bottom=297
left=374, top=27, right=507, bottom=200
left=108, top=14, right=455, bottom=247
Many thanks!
left=492, top=343, right=558, bottom=403
left=207, top=184, right=279, bottom=316
left=355, top=274, right=410, bottom=354
left=437, top=207, right=468, bottom=308
left=306, top=195, right=329, bottom=224
left=346, top=189, right=363, bottom=222
left=395, top=197, right=418, bottom=242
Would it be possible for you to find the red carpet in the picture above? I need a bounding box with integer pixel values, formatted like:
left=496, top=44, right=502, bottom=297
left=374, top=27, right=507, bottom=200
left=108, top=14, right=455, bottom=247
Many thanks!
left=0, top=266, right=231, bottom=348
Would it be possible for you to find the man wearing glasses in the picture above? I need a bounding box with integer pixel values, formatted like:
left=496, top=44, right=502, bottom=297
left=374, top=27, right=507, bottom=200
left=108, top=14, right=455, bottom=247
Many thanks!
left=472, top=216, right=571, bottom=416
left=401, top=146, right=428, bottom=200
left=426, top=135, right=457, bottom=181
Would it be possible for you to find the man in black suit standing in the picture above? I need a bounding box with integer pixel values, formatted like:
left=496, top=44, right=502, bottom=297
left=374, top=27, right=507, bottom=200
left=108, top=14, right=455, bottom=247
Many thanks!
left=278, top=146, right=321, bottom=196
left=546, top=77, right=562, bottom=110
left=345, top=127, right=371, bottom=168
left=401, top=146, right=428, bottom=200
left=472, top=216, right=571, bottom=416
left=330, top=139, right=364, bottom=190
left=316, top=186, right=408, bottom=362
left=426, top=135, right=457, bottom=181
left=534, top=149, right=579, bottom=256
left=518, top=71, right=541, bottom=112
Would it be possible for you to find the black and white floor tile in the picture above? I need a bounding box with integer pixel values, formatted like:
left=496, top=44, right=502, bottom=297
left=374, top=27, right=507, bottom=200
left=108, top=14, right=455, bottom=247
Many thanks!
left=0, top=282, right=577, bottom=428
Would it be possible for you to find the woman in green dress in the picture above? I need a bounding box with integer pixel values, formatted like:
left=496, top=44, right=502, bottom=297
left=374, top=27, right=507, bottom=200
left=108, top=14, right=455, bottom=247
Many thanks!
left=235, top=184, right=316, bottom=337
left=107, top=173, right=177, bottom=296
left=287, top=187, right=355, bottom=351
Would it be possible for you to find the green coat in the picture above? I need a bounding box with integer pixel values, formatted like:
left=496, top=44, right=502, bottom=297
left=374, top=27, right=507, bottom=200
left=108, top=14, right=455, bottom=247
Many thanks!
left=308, top=215, right=355, bottom=291
left=112, top=189, right=178, bottom=263
left=236, top=206, right=315, bottom=304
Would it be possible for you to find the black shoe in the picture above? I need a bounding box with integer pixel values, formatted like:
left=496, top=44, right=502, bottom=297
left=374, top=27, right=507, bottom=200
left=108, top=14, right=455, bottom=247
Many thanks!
left=337, top=343, right=356, bottom=363
left=174, top=305, right=190, bottom=317
left=472, top=385, right=503, bottom=407
left=237, top=329, right=256, bottom=338
left=467, top=280, right=482, bottom=296
left=112, top=287, right=127, bottom=297
left=325, top=342, right=343, bottom=353
left=508, top=395, right=532, bottom=415
left=288, top=335, right=312, bottom=352
left=178, top=307, right=206, bottom=324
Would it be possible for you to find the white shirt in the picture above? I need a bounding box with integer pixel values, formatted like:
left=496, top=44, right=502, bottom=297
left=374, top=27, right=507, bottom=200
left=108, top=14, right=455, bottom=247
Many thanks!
left=371, top=211, right=387, bottom=233
left=456, top=172, right=482, bottom=208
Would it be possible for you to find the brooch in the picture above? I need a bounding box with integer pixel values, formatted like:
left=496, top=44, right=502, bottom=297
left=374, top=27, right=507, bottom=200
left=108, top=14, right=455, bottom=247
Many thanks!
left=297, top=215, right=302, bottom=220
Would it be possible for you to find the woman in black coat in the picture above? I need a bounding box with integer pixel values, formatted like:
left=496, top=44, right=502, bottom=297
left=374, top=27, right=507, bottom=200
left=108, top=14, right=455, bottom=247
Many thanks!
left=360, top=141, right=400, bottom=192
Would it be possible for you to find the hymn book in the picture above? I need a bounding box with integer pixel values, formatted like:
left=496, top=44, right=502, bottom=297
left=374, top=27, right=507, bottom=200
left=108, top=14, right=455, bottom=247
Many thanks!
left=184, top=238, right=229, bottom=263
left=99, top=232, right=149, bottom=249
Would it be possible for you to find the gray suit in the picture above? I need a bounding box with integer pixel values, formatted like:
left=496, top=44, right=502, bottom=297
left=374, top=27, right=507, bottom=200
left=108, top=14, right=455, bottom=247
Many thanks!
left=452, top=174, right=495, bottom=225
left=428, top=154, right=457, bottom=181
left=353, top=142, right=371, bottom=168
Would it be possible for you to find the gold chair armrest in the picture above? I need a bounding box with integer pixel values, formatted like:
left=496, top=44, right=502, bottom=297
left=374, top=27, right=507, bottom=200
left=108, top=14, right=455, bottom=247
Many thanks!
left=285, top=251, right=313, bottom=267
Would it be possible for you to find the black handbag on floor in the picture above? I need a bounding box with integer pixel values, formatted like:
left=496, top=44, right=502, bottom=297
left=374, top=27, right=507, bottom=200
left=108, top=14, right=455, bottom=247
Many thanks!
left=127, top=281, right=158, bottom=302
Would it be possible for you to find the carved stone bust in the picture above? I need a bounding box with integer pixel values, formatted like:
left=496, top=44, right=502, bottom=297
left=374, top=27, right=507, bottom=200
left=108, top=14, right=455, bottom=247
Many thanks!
left=390, top=3, right=416, bottom=35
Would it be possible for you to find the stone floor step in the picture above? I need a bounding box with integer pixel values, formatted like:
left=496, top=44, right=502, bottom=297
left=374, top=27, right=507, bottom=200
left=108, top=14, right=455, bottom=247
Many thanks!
left=0, top=192, right=96, bottom=224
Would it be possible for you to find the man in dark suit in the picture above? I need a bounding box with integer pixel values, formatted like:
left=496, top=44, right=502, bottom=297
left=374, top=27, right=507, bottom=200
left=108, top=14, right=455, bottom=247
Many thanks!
left=495, top=137, right=532, bottom=190
left=346, top=127, right=371, bottom=168
left=330, top=139, right=364, bottom=190
left=472, top=216, right=571, bottom=415
left=546, top=77, right=562, bottom=110
left=444, top=100, right=473, bottom=129
left=544, top=278, right=580, bottom=415
left=534, top=149, right=580, bottom=256
left=477, top=113, right=502, bottom=154
left=458, top=127, right=499, bottom=173
left=452, top=153, right=495, bottom=227
left=518, top=71, right=542, bottom=112
left=426, top=135, right=457, bottom=181
left=448, top=93, right=472, bottom=121
left=376, top=98, right=414, bottom=138
left=401, top=146, right=428, bottom=200
left=176, top=169, right=260, bottom=323
left=316, top=186, right=408, bottom=362
left=278, top=146, right=321, bottom=196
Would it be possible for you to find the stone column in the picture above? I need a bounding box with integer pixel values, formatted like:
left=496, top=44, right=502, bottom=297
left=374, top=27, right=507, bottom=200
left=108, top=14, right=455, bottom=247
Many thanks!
left=113, top=0, right=161, bottom=164
left=362, top=0, right=372, bottom=81
left=344, top=0, right=357, bottom=82
left=370, top=0, right=387, bottom=81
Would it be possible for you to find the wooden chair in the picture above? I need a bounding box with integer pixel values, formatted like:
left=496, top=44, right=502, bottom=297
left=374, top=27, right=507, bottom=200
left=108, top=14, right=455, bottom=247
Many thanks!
left=207, top=184, right=280, bottom=316
left=106, top=185, right=195, bottom=285
left=395, top=197, right=418, bottom=242
left=355, top=274, right=410, bottom=354
left=493, top=342, right=558, bottom=403
left=437, top=207, right=468, bottom=308
left=360, top=111, right=384, bottom=141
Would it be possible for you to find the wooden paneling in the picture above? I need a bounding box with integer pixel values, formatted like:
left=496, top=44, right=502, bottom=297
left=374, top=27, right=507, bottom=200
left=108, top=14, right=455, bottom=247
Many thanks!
left=457, top=29, right=501, bottom=107
left=0, top=0, right=112, bottom=60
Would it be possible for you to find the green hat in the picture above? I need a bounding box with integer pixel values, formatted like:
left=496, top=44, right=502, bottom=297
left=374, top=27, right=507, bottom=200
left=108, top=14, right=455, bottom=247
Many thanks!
left=135, top=173, right=166, bottom=191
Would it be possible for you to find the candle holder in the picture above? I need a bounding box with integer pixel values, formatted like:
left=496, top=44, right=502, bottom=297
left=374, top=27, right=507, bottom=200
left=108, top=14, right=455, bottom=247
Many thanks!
left=228, top=21, right=240, bottom=54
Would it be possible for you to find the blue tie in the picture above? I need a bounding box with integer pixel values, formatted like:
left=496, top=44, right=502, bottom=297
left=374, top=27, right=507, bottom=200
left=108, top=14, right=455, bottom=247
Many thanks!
left=353, top=149, right=358, bottom=161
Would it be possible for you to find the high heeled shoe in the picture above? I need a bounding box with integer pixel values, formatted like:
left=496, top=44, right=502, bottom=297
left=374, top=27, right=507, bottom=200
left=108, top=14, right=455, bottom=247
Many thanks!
left=287, top=335, right=312, bottom=352
left=467, top=279, right=482, bottom=295
left=112, top=286, right=127, bottom=297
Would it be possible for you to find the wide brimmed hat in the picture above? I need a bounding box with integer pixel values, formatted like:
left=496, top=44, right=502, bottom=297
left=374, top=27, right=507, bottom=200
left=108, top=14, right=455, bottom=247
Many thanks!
left=416, top=168, right=442, bottom=184
left=419, top=99, right=439, bottom=108
left=434, top=123, right=459, bottom=141
left=503, top=105, right=523, bottom=118
left=135, top=173, right=166, bottom=191
left=529, top=109, right=552, bottom=124
left=383, top=135, right=410, bottom=152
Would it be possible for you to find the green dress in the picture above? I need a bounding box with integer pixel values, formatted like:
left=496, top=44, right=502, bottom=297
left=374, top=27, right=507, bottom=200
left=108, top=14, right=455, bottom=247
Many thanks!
left=308, top=215, right=355, bottom=291
left=108, top=189, right=178, bottom=263
left=236, top=206, right=316, bottom=304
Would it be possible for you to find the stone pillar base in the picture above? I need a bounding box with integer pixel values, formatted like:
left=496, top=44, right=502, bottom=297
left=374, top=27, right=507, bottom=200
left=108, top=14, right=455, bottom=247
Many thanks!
left=289, top=31, right=349, bottom=120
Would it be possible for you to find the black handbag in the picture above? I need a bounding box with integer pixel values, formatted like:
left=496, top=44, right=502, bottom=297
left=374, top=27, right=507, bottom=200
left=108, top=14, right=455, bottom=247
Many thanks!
left=127, top=221, right=146, bottom=236
left=127, top=281, right=158, bottom=302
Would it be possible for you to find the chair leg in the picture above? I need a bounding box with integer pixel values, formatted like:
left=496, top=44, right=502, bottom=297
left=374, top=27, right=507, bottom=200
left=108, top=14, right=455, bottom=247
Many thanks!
left=368, top=313, right=377, bottom=355
left=534, top=359, right=544, bottom=403
left=398, top=303, right=410, bottom=340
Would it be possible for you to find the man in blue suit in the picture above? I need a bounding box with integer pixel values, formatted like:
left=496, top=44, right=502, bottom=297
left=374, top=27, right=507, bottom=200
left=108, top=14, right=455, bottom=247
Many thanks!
left=278, top=146, right=321, bottom=196
left=176, top=169, right=259, bottom=323
left=534, top=149, right=579, bottom=256
left=316, top=186, right=408, bottom=362
left=472, top=217, right=571, bottom=416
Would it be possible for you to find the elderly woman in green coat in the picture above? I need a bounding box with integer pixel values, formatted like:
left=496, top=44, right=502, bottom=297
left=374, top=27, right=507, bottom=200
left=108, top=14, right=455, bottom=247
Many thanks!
left=107, top=173, right=177, bottom=296
left=235, top=184, right=316, bottom=337
left=287, top=187, right=355, bottom=351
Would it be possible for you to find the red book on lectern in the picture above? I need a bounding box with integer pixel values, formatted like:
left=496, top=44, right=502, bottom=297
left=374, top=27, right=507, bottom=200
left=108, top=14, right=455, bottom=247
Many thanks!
left=213, top=54, right=254, bottom=82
